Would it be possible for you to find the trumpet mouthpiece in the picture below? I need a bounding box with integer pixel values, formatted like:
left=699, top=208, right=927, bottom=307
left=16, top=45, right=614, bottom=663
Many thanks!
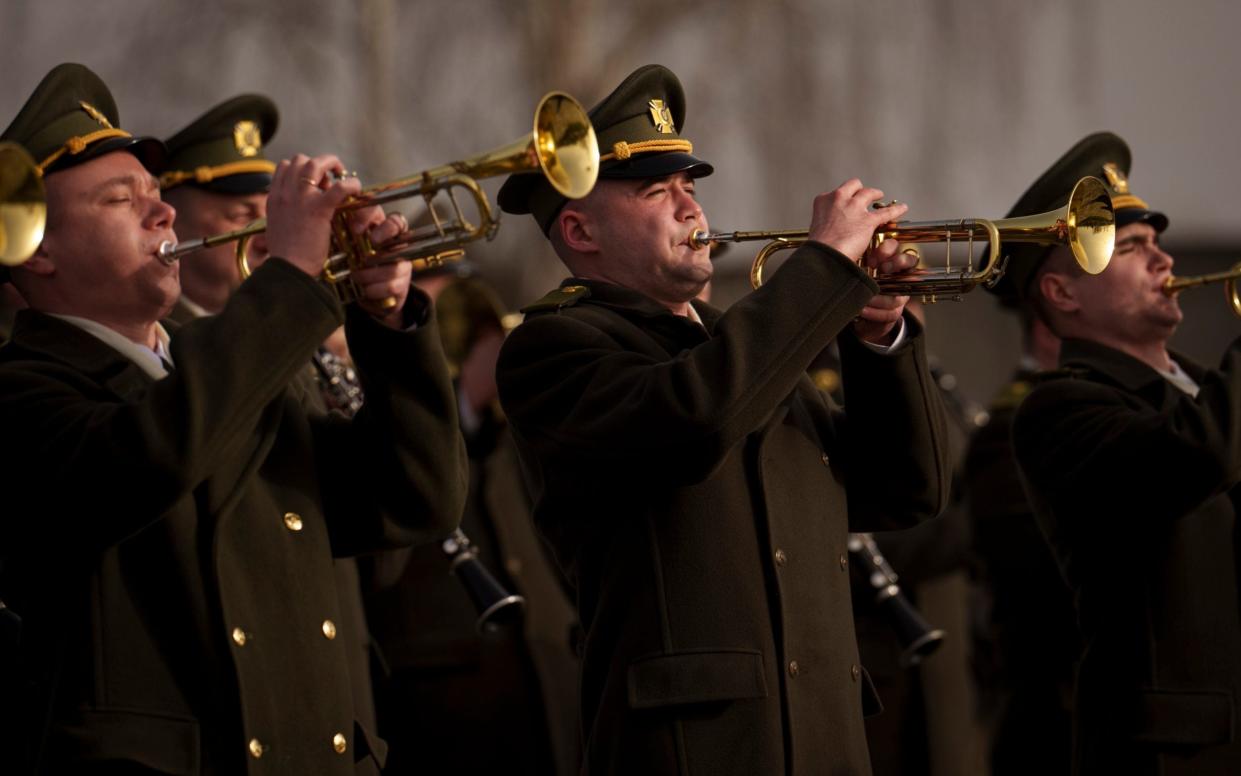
left=157, top=240, right=177, bottom=265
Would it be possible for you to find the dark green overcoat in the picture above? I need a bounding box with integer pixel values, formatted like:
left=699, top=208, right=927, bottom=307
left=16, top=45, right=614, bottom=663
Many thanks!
left=497, top=242, right=951, bottom=776
left=168, top=294, right=384, bottom=766
left=0, top=259, right=467, bottom=775
left=1013, top=337, right=1241, bottom=775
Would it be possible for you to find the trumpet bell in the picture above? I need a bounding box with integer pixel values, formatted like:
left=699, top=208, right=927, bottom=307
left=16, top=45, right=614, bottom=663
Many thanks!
left=533, top=92, right=598, bottom=200
left=1063, top=175, right=1115, bottom=275
left=0, top=142, right=47, bottom=267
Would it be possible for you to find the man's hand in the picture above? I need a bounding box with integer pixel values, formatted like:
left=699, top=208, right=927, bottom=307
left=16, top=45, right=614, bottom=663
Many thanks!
left=807, top=179, right=909, bottom=262
left=351, top=212, right=414, bottom=328
left=265, top=154, right=361, bottom=278
left=853, top=239, right=916, bottom=346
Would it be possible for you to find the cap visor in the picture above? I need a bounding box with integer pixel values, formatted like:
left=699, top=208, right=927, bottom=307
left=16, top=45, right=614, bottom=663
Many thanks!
left=192, top=172, right=272, bottom=195
left=1116, top=208, right=1169, bottom=233
left=46, top=135, right=168, bottom=176
left=600, top=151, right=713, bottom=180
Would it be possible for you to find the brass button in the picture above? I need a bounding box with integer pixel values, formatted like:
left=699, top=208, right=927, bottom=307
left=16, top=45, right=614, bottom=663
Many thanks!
left=248, top=738, right=264, bottom=758
left=332, top=732, right=347, bottom=754
left=788, top=660, right=800, bottom=677
left=839, top=553, right=848, bottom=570
left=562, top=284, right=585, bottom=293
left=283, top=512, right=304, bottom=532
left=774, top=549, right=787, bottom=567
left=231, top=627, right=247, bottom=647
left=820, top=452, right=830, bottom=466
left=851, top=664, right=861, bottom=682
left=322, top=619, right=337, bottom=640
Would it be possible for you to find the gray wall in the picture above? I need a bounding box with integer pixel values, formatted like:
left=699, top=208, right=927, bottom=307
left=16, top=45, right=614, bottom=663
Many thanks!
left=4, top=0, right=1238, bottom=411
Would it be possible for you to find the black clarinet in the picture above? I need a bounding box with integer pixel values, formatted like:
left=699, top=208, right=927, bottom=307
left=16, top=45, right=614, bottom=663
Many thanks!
left=848, top=533, right=945, bottom=667
left=440, top=530, right=525, bottom=632
left=312, top=349, right=525, bottom=632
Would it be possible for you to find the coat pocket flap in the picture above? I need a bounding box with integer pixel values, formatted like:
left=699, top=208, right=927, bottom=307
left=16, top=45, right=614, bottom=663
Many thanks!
left=51, top=707, right=200, bottom=775
left=628, top=649, right=768, bottom=710
left=1133, top=688, right=1234, bottom=747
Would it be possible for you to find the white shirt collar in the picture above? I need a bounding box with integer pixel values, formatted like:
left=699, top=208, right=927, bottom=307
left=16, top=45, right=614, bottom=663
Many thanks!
left=1158, top=357, right=1200, bottom=398
left=49, top=314, right=173, bottom=380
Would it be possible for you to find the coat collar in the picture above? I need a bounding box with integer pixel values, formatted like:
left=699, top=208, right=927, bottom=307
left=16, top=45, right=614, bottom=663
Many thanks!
left=2, top=308, right=156, bottom=398
left=1058, top=337, right=1205, bottom=392
left=563, top=277, right=720, bottom=336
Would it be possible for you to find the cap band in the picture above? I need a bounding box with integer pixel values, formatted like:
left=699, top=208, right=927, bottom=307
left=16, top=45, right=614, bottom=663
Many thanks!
left=37, top=127, right=132, bottom=172
left=1110, top=193, right=1150, bottom=212
left=159, top=159, right=277, bottom=189
left=600, top=138, right=693, bottom=163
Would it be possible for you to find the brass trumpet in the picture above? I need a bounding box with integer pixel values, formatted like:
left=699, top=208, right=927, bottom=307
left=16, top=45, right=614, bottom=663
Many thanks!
left=1163, top=262, right=1241, bottom=317
left=692, top=176, right=1116, bottom=297
left=156, top=92, right=599, bottom=303
left=0, top=142, right=47, bottom=267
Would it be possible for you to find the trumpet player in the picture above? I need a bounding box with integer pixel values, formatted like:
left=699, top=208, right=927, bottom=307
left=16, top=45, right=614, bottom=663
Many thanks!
left=157, top=94, right=385, bottom=765
left=493, top=64, right=951, bottom=775
left=0, top=63, right=466, bottom=774
left=1007, top=132, right=1241, bottom=774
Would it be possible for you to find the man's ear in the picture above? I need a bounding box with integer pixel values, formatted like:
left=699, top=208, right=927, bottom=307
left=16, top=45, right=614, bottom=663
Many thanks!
left=559, top=207, right=597, bottom=255
left=17, top=240, right=56, bottom=277
left=1039, top=272, right=1079, bottom=314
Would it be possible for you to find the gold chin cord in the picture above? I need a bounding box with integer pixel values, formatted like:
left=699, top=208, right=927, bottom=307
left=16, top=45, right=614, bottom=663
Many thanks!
left=156, top=92, right=600, bottom=307
left=0, top=142, right=48, bottom=267
left=692, top=176, right=1117, bottom=298
left=1163, top=262, right=1241, bottom=317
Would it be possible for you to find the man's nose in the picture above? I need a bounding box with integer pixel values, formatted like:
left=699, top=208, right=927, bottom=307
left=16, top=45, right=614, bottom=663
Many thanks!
left=675, top=190, right=701, bottom=220
left=149, top=198, right=175, bottom=231
left=1151, top=244, right=1174, bottom=272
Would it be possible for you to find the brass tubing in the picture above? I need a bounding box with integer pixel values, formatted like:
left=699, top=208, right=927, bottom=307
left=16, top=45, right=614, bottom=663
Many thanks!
left=1163, top=261, right=1241, bottom=317
left=694, top=176, right=1115, bottom=295
left=154, top=92, right=599, bottom=306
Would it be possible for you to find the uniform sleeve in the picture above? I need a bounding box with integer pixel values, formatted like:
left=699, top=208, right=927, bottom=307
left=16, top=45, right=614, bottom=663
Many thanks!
left=1013, top=339, right=1241, bottom=528
left=0, top=259, right=343, bottom=552
left=497, top=242, right=878, bottom=485
left=314, top=296, right=468, bottom=556
left=835, top=319, right=952, bottom=530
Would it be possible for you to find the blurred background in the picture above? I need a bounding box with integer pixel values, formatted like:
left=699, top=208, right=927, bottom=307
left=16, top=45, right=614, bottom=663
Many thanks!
left=3, top=0, right=1238, bottom=408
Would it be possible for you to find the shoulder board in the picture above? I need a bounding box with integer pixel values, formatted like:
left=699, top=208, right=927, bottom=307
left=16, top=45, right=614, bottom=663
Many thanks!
left=520, top=284, right=591, bottom=315
left=989, top=379, right=1032, bottom=412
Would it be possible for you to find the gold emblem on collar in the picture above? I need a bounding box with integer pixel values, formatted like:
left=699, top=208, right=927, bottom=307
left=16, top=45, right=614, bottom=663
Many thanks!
left=648, top=99, right=675, bottom=134
left=79, top=101, right=113, bottom=129
left=1101, top=162, right=1130, bottom=194
left=233, top=120, right=261, bottom=157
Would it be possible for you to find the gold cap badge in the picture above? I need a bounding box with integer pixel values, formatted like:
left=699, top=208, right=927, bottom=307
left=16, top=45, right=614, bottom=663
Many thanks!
left=648, top=99, right=674, bottom=134
left=233, top=120, right=261, bottom=157
left=79, top=101, right=113, bottom=129
left=1101, top=162, right=1130, bottom=195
